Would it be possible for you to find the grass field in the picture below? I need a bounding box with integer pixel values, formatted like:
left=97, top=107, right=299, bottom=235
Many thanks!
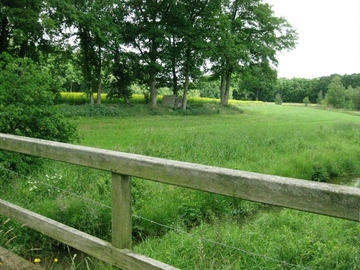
left=1, top=102, right=360, bottom=269
left=72, top=103, right=360, bottom=180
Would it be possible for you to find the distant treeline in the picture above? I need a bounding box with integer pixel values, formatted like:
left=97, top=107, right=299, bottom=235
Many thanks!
left=274, top=73, right=360, bottom=104
left=226, top=73, right=360, bottom=105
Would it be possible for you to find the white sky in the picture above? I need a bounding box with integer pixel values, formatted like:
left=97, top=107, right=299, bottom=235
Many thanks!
left=265, top=0, right=360, bottom=79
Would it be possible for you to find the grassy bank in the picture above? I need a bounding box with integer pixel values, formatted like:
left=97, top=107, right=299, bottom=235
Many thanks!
left=1, top=103, right=360, bottom=269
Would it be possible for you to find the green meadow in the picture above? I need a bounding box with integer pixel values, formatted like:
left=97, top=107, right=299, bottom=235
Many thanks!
left=1, top=103, right=360, bottom=269
left=73, top=103, right=360, bottom=180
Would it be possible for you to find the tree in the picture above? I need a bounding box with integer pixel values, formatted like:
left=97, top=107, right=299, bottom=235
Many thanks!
left=0, top=53, right=78, bottom=173
left=0, top=0, right=52, bottom=60
left=275, top=77, right=314, bottom=103
left=50, top=0, right=120, bottom=104
left=106, top=51, right=139, bottom=104
left=274, top=93, right=282, bottom=105
left=341, top=73, right=360, bottom=89
left=198, top=76, right=221, bottom=99
left=169, top=0, right=222, bottom=110
left=211, top=0, right=298, bottom=106
left=43, top=50, right=83, bottom=93
left=345, top=86, right=360, bottom=110
left=325, top=76, right=346, bottom=109
left=317, top=90, right=324, bottom=104
left=303, top=96, right=309, bottom=106
left=238, top=62, right=277, bottom=101
left=310, top=74, right=339, bottom=102
left=123, top=0, right=173, bottom=108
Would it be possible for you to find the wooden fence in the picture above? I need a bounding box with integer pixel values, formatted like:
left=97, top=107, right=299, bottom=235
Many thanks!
left=0, top=133, right=359, bottom=269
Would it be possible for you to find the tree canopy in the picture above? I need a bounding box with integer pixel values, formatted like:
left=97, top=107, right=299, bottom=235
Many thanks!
left=0, top=0, right=299, bottom=108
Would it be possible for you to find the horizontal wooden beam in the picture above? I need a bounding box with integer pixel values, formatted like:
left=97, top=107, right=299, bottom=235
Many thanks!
left=0, top=199, right=178, bottom=270
left=0, top=246, right=43, bottom=270
left=0, top=133, right=359, bottom=221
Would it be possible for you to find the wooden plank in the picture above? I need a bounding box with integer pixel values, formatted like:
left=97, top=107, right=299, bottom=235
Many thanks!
left=0, top=133, right=359, bottom=221
left=112, top=173, right=132, bottom=249
left=0, top=246, right=43, bottom=270
left=0, top=200, right=178, bottom=270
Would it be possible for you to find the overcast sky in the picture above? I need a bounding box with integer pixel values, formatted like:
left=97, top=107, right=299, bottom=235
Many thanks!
left=265, top=0, right=360, bottom=79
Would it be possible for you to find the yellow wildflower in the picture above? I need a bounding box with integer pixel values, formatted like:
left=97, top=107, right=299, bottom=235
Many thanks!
left=54, top=258, right=59, bottom=263
left=34, top=258, right=41, bottom=263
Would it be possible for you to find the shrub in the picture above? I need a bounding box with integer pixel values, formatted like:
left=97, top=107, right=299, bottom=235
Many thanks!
left=274, top=93, right=282, bottom=105
left=317, top=90, right=324, bottom=104
left=0, top=53, right=78, bottom=174
left=311, top=164, right=329, bottom=182
left=303, top=96, right=310, bottom=106
left=325, top=76, right=346, bottom=109
left=345, top=86, right=360, bottom=110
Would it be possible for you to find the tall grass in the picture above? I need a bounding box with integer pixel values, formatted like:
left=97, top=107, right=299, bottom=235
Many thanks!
left=135, top=209, right=360, bottom=269
left=72, top=104, right=360, bottom=179
left=1, top=103, right=360, bottom=269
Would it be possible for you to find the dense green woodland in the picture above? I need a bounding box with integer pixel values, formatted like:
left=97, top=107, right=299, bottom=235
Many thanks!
left=1, top=0, right=358, bottom=109
left=0, top=0, right=299, bottom=107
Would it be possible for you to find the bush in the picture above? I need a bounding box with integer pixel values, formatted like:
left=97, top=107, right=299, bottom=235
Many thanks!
left=325, top=76, right=346, bottom=109
left=303, top=96, right=310, bottom=106
left=274, top=93, right=282, bottom=105
left=311, top=164, right=329, bottom=182
left=0, top=53, right=78, bottom=173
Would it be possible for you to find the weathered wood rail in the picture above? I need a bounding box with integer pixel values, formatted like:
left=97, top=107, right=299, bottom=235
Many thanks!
left=0, top=133, right=359, bottom=269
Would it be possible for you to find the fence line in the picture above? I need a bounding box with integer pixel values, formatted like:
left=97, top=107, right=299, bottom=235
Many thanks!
left=0, top=133, right=359, bottom=222
left=0, top=165, right=309, bottom=269
left=0, top=133, right=360, bottom=269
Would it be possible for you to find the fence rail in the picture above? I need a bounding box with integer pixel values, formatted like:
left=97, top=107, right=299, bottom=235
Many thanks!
left=0, top=133, right=359, bottom=269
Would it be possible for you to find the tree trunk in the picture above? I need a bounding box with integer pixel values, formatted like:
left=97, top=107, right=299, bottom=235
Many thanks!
left=223, top=72, right=232, bottom=106
left=171, top=36, right=178, bottom=96
left=148, top=71, right=157, bottom=108
left=148, top=39, right=158, bottom=108
left=220, top=72, right=226, bottom=106
left=172, top=60, right=178, bottom=96
left=96, top=46, right=102, bottom=104
left=90, top=93, right=94, bottom=104
left=0, top=17, right=9, bottom=54
left=182, top=51, right=191, bottom=110
left=89, top=85, right=94, bottom=104
left=182, top=70, right=189, bottom=110
left=220, top=68, right=232, bottom=106
left=97, top=78, right=102, bottom=104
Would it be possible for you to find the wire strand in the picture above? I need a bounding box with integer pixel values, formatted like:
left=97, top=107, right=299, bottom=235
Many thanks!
left=0, top=166, right=310, bottom=269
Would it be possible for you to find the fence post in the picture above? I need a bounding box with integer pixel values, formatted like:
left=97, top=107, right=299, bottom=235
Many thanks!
left=112, top=173, right=132, bottom=249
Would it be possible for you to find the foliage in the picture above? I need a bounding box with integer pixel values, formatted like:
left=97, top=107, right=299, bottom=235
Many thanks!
left=0, top=0, right=49, bottom=60
left=325, top=76, right=346, bottom=109
left=135, top=209, right=360, bottom=269
left=211, top=0, right=298, bottom=106
left=303, top=96, right=310, bottom=106
left=273, top=74, right=360, bottom=106
left=197, top=76, right=221, bottom=99
left=345, top=86, right=360, bottom=110
left=238, top=63, right=277, bottom=101
left=276, top=77, right=313, bottom=103
left=0, top=54, right=78, bottom=173
left=317, top=90, right=324, bottom=104
left=0, top=164, right=113, bottom=252
left=3, top=0, right=360, bottom=110
left=106, top=52, right=139, bottom=103
left=274, top=93, right=282, bottom=105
